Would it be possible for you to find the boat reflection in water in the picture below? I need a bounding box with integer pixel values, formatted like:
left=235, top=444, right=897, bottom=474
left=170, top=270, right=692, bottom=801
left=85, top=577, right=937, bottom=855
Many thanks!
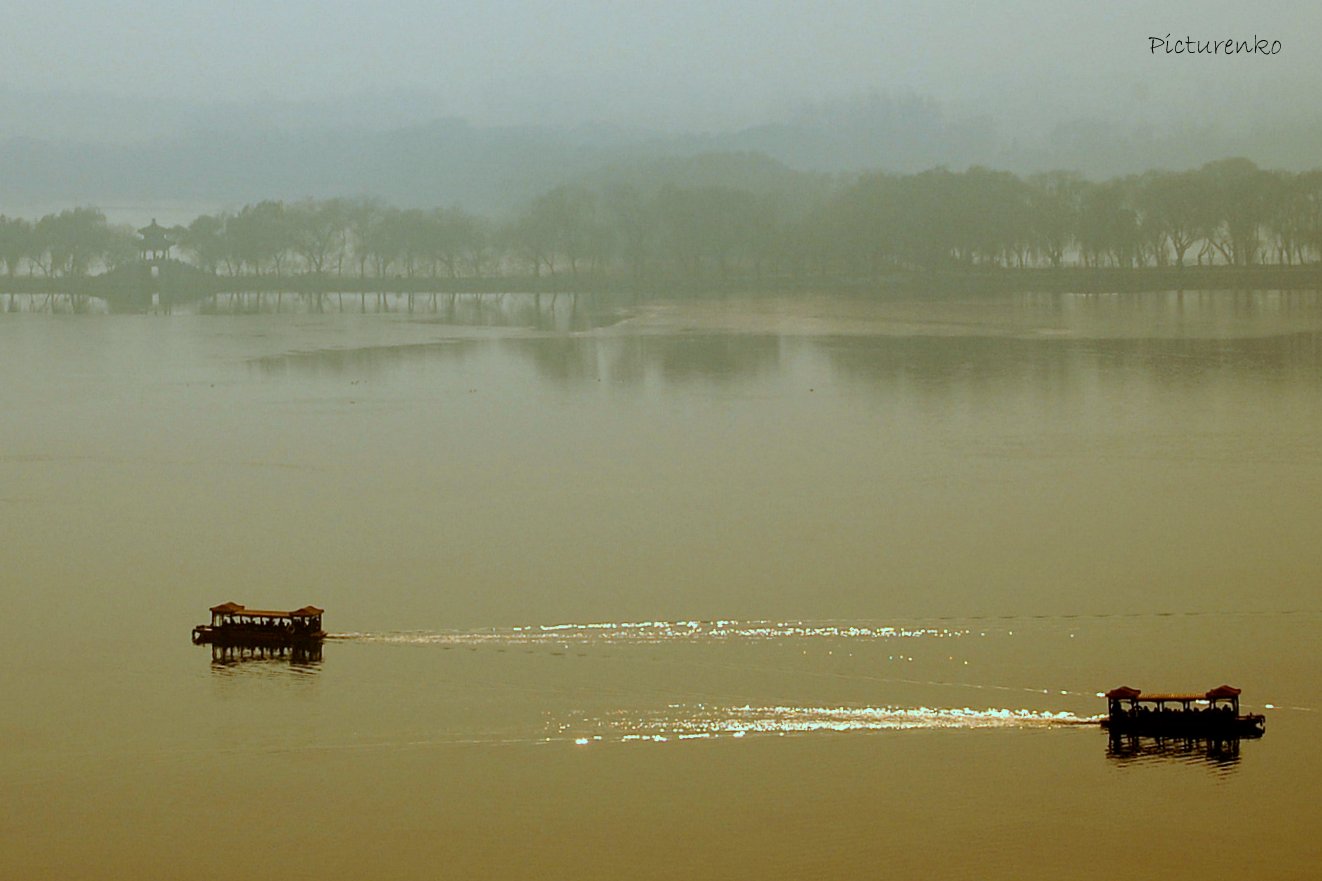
left=1106, top=732, right=1244, bottom=771
left=209, top=641, right=323, bottom=670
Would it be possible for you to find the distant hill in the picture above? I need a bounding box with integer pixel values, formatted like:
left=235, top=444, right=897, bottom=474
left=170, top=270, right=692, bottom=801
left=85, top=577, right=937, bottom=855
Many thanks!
left=0, top=120, right=606, bottom=216
left=5, top=93, right=1322, bottom=216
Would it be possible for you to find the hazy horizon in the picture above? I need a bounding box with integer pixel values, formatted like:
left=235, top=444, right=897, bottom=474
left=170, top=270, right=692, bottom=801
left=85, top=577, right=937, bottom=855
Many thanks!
left=2, top=1, right=1319, bottom=138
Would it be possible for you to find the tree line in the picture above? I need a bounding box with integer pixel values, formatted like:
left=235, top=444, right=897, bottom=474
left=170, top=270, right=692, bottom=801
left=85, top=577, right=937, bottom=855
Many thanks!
left=4, top=156, right=1322, bottom=285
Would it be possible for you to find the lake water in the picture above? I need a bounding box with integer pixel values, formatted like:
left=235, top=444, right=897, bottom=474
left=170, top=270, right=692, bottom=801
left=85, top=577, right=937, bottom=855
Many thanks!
left=2, top=291, right=1320, bottom=879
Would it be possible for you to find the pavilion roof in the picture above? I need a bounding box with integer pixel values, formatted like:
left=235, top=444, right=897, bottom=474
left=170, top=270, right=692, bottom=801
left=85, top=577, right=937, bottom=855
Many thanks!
left=137, top=218, right=174, bottom=248
left=1105, top=686, right=1142, bottom=699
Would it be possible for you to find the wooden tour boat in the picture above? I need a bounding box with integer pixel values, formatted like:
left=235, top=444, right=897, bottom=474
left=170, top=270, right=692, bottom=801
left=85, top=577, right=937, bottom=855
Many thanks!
left=192, top=602, right=325, bottom=646
left=1102, top=685, right=1265, bottom=738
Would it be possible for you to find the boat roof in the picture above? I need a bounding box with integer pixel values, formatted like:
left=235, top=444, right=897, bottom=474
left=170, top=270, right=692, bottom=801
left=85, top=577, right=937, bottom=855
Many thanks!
left=1105, top=685, right=1242, bottom=701
left=209, top=602, right=324, bottom=618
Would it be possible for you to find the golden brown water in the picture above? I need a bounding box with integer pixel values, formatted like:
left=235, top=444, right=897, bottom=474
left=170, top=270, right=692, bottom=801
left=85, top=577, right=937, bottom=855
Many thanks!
left=2, top=291, right=1320, bottom=879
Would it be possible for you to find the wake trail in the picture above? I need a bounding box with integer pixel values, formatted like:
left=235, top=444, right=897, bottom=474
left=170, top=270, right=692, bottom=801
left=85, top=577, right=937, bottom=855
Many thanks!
left=326, top=609, right=1321, bottom=646
left=561, top=704, right=1104, bottom=743
left=330, top=619, right=967, bottom=645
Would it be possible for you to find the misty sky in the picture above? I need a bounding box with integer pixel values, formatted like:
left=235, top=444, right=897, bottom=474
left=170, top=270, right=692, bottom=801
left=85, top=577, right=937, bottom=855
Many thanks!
left=4, top=1, right=1320, bottom=133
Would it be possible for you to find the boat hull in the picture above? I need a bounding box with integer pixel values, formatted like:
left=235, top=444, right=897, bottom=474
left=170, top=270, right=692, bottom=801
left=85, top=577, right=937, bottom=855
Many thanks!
left=192, top=625, right=325, bottom=647
left=1100, top=714, right=1265, bottom=739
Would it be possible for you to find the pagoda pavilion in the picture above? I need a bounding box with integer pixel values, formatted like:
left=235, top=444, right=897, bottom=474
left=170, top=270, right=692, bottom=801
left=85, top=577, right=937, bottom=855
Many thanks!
left=137, top=219, right=174, bottom=263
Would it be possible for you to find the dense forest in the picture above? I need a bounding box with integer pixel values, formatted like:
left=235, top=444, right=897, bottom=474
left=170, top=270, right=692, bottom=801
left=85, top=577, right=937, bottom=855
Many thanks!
left=3, top=155, right=1322, bottom=289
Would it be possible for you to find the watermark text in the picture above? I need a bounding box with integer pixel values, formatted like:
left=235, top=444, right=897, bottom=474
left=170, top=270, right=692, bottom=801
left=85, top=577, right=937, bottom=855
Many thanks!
left=1149, top=35, right=1281, bottom=55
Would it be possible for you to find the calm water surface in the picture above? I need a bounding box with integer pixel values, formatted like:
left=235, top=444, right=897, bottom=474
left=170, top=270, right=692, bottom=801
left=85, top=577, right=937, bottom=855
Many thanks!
left=2, top=291, right=1320, bottom=879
